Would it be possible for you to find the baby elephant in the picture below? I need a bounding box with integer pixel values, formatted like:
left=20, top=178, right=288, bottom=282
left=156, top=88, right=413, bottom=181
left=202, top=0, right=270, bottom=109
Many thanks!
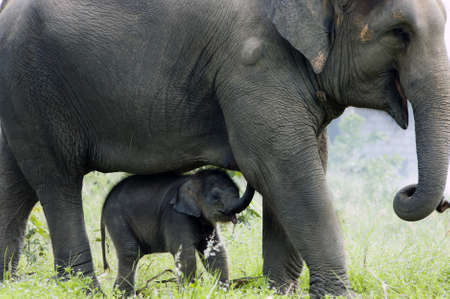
left=100, top=169, right=254, bottom=296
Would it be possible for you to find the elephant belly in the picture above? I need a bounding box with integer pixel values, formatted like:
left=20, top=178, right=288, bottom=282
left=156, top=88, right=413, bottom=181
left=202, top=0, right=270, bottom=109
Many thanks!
left=90, top=133, right=238, bottom=174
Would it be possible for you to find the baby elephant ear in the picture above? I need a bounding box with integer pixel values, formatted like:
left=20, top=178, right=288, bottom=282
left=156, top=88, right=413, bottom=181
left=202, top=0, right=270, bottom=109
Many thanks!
left=170, top=179, right=202, bottom=217
left=264, top=0, right=334, bottom=74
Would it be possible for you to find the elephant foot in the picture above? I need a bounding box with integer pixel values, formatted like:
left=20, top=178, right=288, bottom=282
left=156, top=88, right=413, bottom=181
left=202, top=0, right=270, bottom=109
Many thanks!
left=263, top=203, right=304, bottom=295
left=270, top=280, right=299, bottom=295
left=309, top=289, right=360, bottom=299
left=308, top=271, right=351, bottom=299
left=81, top=273, right=101, bottom=295
left=51, top=267, right=101, bottom=295
left=345, top=290, right=362, bottom=298
left=113, top=284, right=135, bottom=298
left=264, top=255, right=303, bottom=295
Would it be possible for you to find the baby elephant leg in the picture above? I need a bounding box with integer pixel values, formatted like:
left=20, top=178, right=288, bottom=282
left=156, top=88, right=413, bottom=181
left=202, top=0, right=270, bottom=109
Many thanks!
left=171, top=245, right=196, bottom=284
left=113, top=236, right=140, bottom=297
left=197, top=230, right=229, bottom=283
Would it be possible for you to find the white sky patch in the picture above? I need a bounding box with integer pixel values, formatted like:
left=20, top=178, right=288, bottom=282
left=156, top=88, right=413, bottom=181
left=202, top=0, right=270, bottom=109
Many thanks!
left=445, top=0, right=450, bottom=57
left=441, top=0, right=450, bottom=194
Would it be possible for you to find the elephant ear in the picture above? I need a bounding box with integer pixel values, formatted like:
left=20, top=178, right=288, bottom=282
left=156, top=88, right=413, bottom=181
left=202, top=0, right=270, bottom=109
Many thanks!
left=264, top=0, right=334, bottom=74
left=170, top=179, right=202, bottom=217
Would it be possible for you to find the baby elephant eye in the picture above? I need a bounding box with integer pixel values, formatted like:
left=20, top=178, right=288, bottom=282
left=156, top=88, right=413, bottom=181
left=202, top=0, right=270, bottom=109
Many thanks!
left=210, top=188, right=222, bottom=201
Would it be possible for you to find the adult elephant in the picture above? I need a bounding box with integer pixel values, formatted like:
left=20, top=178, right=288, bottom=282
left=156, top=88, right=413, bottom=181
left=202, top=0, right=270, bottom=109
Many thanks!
left=0, top=0, right=448, bottom=297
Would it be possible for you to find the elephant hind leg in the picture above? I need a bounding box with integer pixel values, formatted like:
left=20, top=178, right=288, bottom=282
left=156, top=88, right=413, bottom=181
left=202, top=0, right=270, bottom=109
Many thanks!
left=263, top=203, right=303, bottom=294
left=0, top=134, right=38, bottom=280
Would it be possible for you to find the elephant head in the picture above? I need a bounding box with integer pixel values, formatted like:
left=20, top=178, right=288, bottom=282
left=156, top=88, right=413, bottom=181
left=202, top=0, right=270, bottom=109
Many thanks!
left=265, top=0, right=450, bottom=221
left=170, top=169, right=255, bottom=224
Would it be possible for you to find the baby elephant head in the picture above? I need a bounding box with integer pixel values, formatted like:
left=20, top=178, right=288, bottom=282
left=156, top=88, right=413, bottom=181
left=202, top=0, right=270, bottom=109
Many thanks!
left=170, top=169, right=255, bottom=224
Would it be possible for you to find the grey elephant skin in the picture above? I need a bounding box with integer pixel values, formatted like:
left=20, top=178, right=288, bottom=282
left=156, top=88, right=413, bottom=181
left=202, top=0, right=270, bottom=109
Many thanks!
left=100, top=169, right=254, bottom=296
left=0, top=0, right=449, bottom=297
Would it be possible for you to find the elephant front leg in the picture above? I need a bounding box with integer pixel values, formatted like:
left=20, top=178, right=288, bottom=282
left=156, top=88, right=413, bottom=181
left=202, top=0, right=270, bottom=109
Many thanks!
left=257, top=157, right=348, bottom=298
left=263, top=204, right=303, bottom=293
left=222, top=103, right=349, bottom=297
left=114, top=245, right=140, bottom=297
left=197, top=230, right=229, bottom=283
left=263, top=158, right=349, bottom=298
left=37, top=183, right=98, bottom=288
left=171, top=245, right=197, bottom=284
left=0, top=135, right=38, bottom=280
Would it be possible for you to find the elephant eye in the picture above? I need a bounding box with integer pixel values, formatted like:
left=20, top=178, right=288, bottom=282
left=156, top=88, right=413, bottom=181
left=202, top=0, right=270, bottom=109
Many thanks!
left=210, top=189, right=221, bottom=201
left=210, top=187, right=222, bottom=201
left=391, top=27, right=411, bottom=49
left=380, top=26, right=411, bottom=53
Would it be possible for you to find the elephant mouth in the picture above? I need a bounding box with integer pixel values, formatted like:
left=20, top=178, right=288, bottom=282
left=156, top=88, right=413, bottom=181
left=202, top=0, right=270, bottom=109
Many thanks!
left=393, top=69, right=409, bottom=129
left=218, top=211, right=238, bottom=224
left=225, top=213, right=238, bottom=224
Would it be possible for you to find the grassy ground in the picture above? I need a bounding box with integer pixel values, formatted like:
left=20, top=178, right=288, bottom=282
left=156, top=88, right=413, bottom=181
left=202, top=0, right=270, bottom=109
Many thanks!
left=0, top=170, right=448, bottom=298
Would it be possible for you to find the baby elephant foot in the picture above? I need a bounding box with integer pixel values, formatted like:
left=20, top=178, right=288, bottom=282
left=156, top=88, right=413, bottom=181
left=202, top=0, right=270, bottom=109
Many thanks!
left=113, top=284, right=135, bottom=298
left=176, top=274, right=196, bottom=288
left=51, top=272, right=101, bottom=296
left=267, top=279, right=299, bottom=295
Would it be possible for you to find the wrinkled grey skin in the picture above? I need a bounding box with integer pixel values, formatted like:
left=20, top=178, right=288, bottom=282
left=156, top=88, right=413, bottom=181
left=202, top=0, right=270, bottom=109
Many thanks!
left=0, top=0, right=449, bottom=297
left=100, top=169, right=254, bottom=296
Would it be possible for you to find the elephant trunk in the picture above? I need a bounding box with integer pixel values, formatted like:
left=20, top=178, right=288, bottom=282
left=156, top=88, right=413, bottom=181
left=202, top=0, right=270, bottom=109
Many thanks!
left=393, top=59, right=450, bottom=221
left=228, top=183, right=255, bottom=214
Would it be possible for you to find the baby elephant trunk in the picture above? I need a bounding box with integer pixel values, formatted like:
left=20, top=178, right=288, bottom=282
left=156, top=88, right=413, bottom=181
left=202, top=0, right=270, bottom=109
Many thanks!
left=228, top=184, right=255, bottom=215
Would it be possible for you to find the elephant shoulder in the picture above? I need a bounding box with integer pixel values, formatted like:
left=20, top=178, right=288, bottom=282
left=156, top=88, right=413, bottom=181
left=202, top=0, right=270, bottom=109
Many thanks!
left=161, top=209, right=200, bottom=248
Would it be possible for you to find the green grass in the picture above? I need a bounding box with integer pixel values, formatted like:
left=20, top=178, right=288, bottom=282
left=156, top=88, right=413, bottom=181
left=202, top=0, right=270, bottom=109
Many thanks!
left=0, top=170, right=448, bottom=298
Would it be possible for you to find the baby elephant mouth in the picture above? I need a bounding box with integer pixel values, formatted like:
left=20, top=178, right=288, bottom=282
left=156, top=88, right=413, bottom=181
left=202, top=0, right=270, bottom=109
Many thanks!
left=218, top=210, right=238, bottom=224
left=218, top=184, right=255, bottom=225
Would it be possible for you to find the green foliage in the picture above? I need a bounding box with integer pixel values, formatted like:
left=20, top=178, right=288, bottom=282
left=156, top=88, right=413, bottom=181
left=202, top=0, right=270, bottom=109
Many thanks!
left=22, top=205, right=49, bottom=266
left=329, top=111, right=381, bottom=172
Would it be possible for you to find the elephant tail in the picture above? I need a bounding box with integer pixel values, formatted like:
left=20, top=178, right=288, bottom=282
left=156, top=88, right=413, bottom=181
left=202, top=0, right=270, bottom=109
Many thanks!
left=100, top=211, right=109, bottom=271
